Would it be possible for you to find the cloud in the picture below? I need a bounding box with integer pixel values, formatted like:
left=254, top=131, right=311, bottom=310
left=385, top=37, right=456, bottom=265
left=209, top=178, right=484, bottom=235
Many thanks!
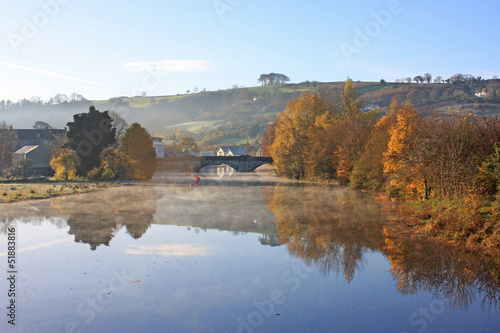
left=123, top=59, right=210, bottom=72
left=126, top=244, right=210, bottom=256
left=0, top=236, right=73, bottom=256
left=0, top=60, right=117, bottom=90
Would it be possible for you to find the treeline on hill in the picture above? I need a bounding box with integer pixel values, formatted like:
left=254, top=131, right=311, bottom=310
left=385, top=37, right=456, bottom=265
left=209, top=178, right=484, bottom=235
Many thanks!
left=264, top=79, right=500, bottom=252
left=363, top=75, right=500, bottom=109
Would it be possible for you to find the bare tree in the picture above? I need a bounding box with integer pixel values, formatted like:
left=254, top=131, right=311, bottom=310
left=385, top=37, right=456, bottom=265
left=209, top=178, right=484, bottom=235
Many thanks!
left=413, top=76, right=424, bottom=84
left=424, top=73, right=432, bottom=84
left=70, top=93, right=87, bottom=102
left=0, top=121, right=17, bottom=174
left=109, top=110, right=129, bottom=141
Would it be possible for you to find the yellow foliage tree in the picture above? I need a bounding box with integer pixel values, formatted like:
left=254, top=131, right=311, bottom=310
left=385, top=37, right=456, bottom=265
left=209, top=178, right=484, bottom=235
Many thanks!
left=341, top=78, right=362, bottom=117
left=383, top=104, right=430, bottom=199
left=50, top=148, right=79, bottom=180
left=336, top=79, right=377, bottom=184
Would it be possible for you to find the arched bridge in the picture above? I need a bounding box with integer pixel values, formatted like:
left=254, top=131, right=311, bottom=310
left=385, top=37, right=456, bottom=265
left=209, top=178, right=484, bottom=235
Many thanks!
left=157, top=156, right=273, bottom=172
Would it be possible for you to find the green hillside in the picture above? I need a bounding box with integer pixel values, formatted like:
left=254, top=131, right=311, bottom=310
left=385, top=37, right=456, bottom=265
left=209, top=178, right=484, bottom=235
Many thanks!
left=84, top=78, right=500, bottom=152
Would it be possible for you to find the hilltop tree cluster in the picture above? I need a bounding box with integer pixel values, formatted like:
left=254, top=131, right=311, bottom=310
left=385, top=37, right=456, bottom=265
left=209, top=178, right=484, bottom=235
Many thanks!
left=394, top=73, right=492, bottom=85
left=258, top=73, right=290, bottom=86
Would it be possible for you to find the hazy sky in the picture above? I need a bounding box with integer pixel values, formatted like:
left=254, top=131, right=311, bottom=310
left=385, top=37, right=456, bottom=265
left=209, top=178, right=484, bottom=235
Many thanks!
left=0, top=0, right=499, bottom=101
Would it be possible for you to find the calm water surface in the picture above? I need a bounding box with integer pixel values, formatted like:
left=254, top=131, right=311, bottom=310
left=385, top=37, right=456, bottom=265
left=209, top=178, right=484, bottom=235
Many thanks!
left=0, top=172, right=499, bottom=333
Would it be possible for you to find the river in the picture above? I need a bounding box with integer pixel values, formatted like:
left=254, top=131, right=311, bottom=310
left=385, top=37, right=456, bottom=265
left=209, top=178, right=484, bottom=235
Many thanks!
left=0, top=172, right=499, bottom=332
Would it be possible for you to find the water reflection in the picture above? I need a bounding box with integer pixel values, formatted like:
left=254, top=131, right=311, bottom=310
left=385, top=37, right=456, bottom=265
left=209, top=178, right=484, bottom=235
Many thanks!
left=0, top=185, right=158, bottom=250
left=51, top=185, right=158, bottom=249
left=154, top=181, right=277, bottom=233
left=266, top=184, right=500, bottom=312
left=383, top=232, right=500, bottom=311
left=258, top=234, right=283, bottom=247
left=0, top=177, right=499, bottom=315
left=267, top=184, right=385, bottom=282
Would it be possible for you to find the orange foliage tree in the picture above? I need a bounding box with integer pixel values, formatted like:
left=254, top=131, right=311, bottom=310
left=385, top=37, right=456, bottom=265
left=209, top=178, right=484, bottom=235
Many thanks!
left=269, top=92, right=331, bottom=179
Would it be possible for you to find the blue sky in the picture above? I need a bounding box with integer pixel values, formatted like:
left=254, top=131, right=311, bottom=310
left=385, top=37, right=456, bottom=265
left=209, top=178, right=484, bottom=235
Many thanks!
left=0, top=0, right=499, bottom=101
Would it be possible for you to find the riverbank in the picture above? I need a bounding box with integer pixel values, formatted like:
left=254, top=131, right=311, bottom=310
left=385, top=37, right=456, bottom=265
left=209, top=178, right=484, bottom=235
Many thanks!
left=0, top=180, right=116, bottom=203
left=377, top=193, right=500, bottom=255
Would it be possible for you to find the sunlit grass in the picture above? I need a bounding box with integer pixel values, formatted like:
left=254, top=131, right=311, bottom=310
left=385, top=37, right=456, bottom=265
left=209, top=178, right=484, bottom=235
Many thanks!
left=0, top=181, right=109, bottom=203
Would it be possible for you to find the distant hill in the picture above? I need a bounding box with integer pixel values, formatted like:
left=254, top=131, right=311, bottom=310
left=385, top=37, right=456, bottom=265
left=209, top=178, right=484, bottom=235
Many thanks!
left=2, top=79, right=500, bottom=152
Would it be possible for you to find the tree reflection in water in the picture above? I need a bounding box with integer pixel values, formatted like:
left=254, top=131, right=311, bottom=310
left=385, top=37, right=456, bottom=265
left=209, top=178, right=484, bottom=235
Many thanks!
left=267, top=184, right=386, bottom=282
left=383, top=229, right=500, bottom=312
left=50, top=185, right=158, bottom=250
left=266, top=184, right=500, bottom=312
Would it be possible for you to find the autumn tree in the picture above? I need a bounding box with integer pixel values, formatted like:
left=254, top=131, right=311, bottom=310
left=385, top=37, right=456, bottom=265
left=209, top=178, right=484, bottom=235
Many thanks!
left=391, top=93, right=406, bottom=105
left=406, top=89, right=422, bottom=105
left=341, top=78, right=361, bottom=117
left=350, top=104, right=400, bottom=190
left=178, top=136, right=199, bottom=152
left=335, top=78, right=374, bottom=184
left=50, top=148, right=79, bottom=180
left=262, top=122, right=277, bottom=157
left=270, top=92, right=329, bottom=179
left=383, top=104, right=433, bottom=199
left=120, top=123, right=157, bottom=180
left=88, top=145, right=132, bottom=180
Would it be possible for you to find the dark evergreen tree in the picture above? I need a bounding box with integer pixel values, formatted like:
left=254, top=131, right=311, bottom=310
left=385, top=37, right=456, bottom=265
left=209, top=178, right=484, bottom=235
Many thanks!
left=66, top=106, right=116, bottom=175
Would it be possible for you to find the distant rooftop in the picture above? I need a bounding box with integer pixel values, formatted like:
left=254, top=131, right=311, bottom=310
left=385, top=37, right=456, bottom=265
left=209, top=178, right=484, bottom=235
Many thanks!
left=13, top=145, right=39, bottom=155
left=14, top=128, right=66, bottom=141
left=217, top=145, right=247, bottom=156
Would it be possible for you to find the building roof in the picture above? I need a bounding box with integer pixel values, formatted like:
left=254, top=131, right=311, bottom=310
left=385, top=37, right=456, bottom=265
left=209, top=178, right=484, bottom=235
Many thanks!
left=165, top=150, right=178, bottom=157
left=182, top=149, right=199, bottom=157
left=217, top=145, right=247, bottom=156
left=199, top=151, right=215, bottom=156
left=13, top=145, right=39, bottom=155
left=14, top=129, right=66, bottom=141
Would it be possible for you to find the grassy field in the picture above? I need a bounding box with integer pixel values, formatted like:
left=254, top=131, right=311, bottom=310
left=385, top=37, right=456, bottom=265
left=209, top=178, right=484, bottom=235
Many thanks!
left=212, top=138, right=253, bottom=146
left=0, top=181, right=112, bottom=203
left=165, top=120, right=224, bottom=133
left=433, top=102, right=500, bottom=115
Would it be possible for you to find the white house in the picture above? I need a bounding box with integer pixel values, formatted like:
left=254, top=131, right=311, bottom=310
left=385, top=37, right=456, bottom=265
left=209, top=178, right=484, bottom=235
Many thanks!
left=151, top=137, right=165, bottom=159
left=216, top=146, right=247, bottom=156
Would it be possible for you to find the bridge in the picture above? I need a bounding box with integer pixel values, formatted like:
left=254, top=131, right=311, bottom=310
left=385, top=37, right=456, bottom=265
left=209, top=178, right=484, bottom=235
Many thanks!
left=157, top=156, right=273, bottom=172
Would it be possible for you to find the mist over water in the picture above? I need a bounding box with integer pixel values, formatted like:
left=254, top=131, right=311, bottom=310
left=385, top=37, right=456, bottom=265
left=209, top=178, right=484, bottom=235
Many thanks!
left=0, top=172, right=499, bottom=332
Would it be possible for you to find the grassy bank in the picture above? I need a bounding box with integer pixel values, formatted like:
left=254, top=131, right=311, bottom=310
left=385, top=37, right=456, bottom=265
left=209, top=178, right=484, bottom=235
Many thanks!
left=381, top=194, right=500, bottom=255
left=0, top=180, right=114, bottom=203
